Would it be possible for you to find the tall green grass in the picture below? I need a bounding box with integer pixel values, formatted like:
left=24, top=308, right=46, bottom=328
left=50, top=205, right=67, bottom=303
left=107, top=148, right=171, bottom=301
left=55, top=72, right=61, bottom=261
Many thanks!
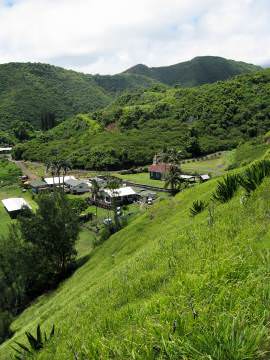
left=1, top=175, right=270, bottom=359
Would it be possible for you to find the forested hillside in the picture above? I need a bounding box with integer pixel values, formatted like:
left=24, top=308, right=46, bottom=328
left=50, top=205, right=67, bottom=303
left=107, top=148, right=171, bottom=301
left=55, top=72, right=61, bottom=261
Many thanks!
left=0, top=63, right=157, bottom=130
left=124, top=56, right=262, bottom=86
left=15, top=69, right=270, bottom=170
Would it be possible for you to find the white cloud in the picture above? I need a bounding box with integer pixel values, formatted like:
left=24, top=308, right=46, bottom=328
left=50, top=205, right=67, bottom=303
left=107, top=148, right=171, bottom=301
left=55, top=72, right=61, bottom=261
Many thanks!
left=0, top=0, right=269, bottom=74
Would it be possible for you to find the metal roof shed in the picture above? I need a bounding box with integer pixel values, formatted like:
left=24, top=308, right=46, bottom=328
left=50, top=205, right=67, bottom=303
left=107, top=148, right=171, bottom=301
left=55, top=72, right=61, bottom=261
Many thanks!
left=2, top=198, right=31, bottom=218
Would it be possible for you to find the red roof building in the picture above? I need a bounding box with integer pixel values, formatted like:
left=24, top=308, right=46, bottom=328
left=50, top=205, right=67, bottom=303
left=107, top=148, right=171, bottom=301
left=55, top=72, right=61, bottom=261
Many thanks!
left=148, top=163, right=172, bottom=180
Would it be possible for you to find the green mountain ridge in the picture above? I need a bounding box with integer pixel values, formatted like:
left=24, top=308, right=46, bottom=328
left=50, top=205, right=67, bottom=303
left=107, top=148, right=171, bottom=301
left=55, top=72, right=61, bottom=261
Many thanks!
left=0, top=56, right=262, bottom=131
left=15, top=68, right=270, bottom=169
left=124, top=56, right=262, bottom=86
left=0, top=62, right=157, bottom=130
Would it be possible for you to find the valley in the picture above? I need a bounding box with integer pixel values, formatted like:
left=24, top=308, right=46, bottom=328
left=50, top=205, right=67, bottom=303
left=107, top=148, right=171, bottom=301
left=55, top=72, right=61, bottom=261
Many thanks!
left=1, top=55, right=270, bottom=359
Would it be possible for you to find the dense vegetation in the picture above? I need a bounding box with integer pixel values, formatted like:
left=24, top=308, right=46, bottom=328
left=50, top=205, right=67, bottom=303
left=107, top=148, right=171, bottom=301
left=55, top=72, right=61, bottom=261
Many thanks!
left=124, top=56, right=261, bottom=86
left=0, top=190, right=80, bottom=344
left=0, top=159, right=21, bottom=186
left=2, top=154, right=270, bottom=358
left=0, top=63, right=157, bottom=130
left=15, top=68, right=270, bottom=170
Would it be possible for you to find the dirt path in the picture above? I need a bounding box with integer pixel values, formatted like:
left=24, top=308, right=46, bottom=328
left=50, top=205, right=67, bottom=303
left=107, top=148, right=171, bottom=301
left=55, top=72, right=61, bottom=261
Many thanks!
left=11, top=160, right=38, bottom=181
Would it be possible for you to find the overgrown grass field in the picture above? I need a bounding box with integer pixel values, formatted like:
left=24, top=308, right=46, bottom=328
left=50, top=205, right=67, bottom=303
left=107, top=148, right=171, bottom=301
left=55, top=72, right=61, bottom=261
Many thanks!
left=181, top=151, right=233, bottom=177
left=2, top=164, right=270, bottom=358
left=116, top=172, right=165, bottom=188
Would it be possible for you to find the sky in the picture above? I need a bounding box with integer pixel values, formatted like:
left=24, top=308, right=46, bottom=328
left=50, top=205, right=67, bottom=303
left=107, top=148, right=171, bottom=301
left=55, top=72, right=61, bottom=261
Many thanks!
left=0, top=0, right=269, bottom=74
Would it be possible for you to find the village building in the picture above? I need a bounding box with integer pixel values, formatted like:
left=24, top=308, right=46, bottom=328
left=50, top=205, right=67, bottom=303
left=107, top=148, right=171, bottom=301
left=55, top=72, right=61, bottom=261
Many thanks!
left=2, top=197, right=31, bottom=218
left=100, top=186, right=138, bottom=205
left=89, top=176, right=107, bottom=188
left=0, top=147, right=12, bottom=156
left=148, top=163, right=172, bottom=180
left=30, top=179, right=50, bottom=194
left=65, top=178, right=91, bottom=194
left=43, top=175, right=76, bottom=187
left=137, top=189, right=157, bottom=202
left=180, top=174, right=197, bottom=182
left=199, top=174, right=210, bottom=182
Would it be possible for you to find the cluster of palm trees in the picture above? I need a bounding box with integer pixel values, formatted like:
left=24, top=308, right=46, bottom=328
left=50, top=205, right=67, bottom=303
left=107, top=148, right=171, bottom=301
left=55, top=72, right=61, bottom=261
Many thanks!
left=157, top=148, right=187, bottom=195
left=46, top=159, right=72, bottom=190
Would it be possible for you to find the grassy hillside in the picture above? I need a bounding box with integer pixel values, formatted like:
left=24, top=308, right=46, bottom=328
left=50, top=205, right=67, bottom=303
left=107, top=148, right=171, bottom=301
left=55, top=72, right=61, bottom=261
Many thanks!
left=0, top=63, right=157, bottom=130
left=2, top=161, right=270, bottom=358
left=124, top=56, right=262, bottom=86
left=16, top=68, right=270, bottom=169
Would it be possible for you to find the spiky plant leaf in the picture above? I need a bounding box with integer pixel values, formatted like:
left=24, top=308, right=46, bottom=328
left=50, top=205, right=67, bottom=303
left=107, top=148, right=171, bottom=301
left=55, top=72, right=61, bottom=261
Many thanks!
left=49, top=324, right=55, bottom=339
left=36, top=324, right=42, bottom=346
left=212, top=174, right=239, bottom=203
left=190, top=200, right=207, bottom=216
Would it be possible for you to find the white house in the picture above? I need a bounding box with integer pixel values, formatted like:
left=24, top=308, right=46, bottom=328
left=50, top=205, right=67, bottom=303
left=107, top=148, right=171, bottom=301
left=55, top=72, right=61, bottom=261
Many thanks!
left=43, top=175, right=76, bottom=187
left=65, top=178, right=91, bottom=194
left=101, top=186, right=138, bottom=205
left=2, top=198, right=31, bottom=218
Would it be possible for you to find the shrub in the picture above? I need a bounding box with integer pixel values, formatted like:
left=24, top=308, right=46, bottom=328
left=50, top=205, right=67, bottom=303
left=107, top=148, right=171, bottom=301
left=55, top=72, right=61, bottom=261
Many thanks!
left=190, top=200, right=207, bottom=216
left=212, top=174, right=239, bottom=203
left=12, top=324, right=55, bottom=359
left=238, top=160, right=270, bottom=194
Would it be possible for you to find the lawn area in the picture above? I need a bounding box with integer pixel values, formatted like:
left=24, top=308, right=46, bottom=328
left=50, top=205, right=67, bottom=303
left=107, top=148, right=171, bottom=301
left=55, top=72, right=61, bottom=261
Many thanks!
left=116, top=172, right=165, bottom=188
left=181, top=151, right=233, bottom=177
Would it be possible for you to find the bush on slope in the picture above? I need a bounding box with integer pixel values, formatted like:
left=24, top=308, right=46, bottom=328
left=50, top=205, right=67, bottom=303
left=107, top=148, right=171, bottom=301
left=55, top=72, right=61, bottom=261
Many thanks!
left=1, top=177, right=270, bottom=359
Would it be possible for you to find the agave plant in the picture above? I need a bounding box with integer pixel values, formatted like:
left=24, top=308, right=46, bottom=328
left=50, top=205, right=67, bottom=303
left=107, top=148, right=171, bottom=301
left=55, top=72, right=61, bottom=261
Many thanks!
left=212, top=174, right=239, bottom=203
left=239, top=160, right=270, bottom=194
left=12, top=324, right=55, bottom=359
left=190, top=200, right=207, bottom=216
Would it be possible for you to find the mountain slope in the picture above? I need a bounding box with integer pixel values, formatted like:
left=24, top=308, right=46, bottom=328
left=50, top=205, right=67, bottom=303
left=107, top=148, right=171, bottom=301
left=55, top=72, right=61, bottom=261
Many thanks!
left=0, top=63, right=157, bottom=130
left=124, top=56, right=262, bottom=86
left=16, top=68, right=270, bottom=169
left=1, top=163, right=270, bottom=358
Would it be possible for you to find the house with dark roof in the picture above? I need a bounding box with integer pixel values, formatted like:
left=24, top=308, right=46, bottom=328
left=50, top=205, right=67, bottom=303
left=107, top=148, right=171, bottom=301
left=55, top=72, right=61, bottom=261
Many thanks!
left=30, top=179, right=49, bottom=194
left=65, top=178, right=91, bottom=194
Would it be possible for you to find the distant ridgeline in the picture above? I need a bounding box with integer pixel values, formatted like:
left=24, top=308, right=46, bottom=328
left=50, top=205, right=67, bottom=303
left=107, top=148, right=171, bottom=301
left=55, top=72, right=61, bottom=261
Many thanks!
left=123, top=56, right=262, bottom=87
left=0, top=56, right=262, bottom=131
left=0, top=62, right=157, bottom=130
left=13, top=68, right=270, bottom=170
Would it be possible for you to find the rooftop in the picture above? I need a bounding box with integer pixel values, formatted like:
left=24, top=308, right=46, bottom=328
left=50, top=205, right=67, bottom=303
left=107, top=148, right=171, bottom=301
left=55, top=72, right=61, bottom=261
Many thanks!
left=65, top=178, right=90, bottom=187
left=2, top=198, right=31, bottom=212
left=103, top=186, right=137, bottom=198
left=0, top=147, right=12, bottom=152
left=44, top=176, right=76, bottom=186
left=148, top=163, right=172, bottom=174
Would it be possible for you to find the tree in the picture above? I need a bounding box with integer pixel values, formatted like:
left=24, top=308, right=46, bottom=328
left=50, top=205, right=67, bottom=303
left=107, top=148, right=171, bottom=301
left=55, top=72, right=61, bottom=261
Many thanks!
left=159, top=148, right=183, bottom=166
left=19, top=191, right=80, bottom=275
left=46, top=159, right=72, bottom=190
left=91, top=179, right=100, bottom=218
left=40, top=112, right=56, bottom=131
left=106, top=177, right=122, bottom=231
left=164, top=165, right=183, bottom=195
left=11, top=121, right=34, bottom=141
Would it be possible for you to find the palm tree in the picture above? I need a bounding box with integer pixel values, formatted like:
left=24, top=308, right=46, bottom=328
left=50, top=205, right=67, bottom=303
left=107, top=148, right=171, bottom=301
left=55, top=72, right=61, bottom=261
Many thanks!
left=46, top=160, right=58, bottom=189
left=59, top=160, right=72, bottom=190
left=164, top=164, right=183, bottom=195
left=106, top=178, right=121, bottom=231
left=91, top=179, right=100, bottom=218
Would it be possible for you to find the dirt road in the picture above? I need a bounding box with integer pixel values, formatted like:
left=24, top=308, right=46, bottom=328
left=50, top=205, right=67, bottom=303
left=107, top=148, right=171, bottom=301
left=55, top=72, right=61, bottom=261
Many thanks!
left=11, top=160, right=38, bottom=181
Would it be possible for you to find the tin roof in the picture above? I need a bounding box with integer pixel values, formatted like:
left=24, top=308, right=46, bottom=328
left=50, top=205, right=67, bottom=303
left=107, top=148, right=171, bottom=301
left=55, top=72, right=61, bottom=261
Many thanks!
left=2, top=198, right=31, bottom=212
left=103, top=186, right=137, bottom=197
left=44, top=176, right=76, bottom=185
